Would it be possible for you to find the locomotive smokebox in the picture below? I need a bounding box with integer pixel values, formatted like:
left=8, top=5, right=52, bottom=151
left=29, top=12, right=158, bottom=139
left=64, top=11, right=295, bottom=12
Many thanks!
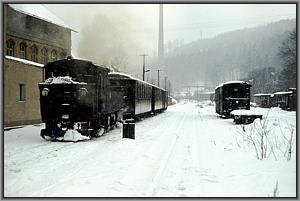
left=123, top=118, right=135, bottom=139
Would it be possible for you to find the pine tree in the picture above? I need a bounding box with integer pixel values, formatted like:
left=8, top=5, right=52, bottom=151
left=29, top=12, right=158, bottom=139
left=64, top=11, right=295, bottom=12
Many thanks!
left=277, top=28, right=296, bottom=90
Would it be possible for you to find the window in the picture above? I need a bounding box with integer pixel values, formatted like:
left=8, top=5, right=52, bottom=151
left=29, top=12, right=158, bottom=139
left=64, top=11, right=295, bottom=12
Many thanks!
left=19, top=42, right=27, bottom=59
left=51, top=50, right=57, bottom=61
left=31, top=45, right=38, bottom=62
left=60, top=52, right=66, bottom=59
left=7, top=39, right=15, bottom=56
left=41, top=48, right=48, bottom=64
left=19, top=84, right=26, bottom=101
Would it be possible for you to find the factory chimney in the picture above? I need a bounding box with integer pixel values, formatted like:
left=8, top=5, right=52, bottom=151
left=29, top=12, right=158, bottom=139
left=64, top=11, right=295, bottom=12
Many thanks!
left=158, top=4, right=164, bottom=73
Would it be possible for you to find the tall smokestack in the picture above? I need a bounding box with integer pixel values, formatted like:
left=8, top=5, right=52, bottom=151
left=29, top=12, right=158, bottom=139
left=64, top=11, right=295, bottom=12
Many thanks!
left=158, top=4, right=164, bottom=73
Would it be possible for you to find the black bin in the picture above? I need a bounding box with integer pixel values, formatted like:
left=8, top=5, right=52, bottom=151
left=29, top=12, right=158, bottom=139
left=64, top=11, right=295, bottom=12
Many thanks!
left=123, top=118, right=135, bottom=139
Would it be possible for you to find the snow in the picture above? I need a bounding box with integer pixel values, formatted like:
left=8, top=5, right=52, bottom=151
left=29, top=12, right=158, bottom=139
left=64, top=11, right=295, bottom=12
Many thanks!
left=254, top=93, right=273, bottom=97
left=273, top=91, right=293, bottom=95
left=215, top=80, right=249, bottom=89
left=4, top=102, right=296, bottom=197
left=231, top=109, right=262, bottom=116
left=61, top=129, right=90, bottom=142
left=5, top=56, right=44, bottom=68
left=41, top=76, right=86, bottom=85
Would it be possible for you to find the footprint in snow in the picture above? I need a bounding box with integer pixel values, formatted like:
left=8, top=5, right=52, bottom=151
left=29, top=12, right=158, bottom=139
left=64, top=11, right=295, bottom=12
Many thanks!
left=10, top=169, right=21, bottom=173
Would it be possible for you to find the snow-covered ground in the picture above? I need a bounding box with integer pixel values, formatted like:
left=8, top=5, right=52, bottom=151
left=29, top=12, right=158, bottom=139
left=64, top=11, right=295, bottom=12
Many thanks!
left=4, top=101, right=296, bottom=197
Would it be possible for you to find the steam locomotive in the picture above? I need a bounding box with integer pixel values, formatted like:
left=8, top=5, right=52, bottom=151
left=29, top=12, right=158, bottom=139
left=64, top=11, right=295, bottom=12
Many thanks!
left=39, top=58, right=168, bottom=139
left=215, top=81, right=251, bottom=117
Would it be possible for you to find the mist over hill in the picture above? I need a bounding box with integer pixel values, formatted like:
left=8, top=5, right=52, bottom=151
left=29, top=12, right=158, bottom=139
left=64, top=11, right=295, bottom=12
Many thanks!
left=164, top=19, right=296, bottom=91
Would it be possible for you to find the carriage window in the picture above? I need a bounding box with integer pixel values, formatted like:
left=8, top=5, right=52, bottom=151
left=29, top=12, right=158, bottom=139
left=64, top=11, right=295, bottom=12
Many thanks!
left=143, top=85, right=145, bottom=98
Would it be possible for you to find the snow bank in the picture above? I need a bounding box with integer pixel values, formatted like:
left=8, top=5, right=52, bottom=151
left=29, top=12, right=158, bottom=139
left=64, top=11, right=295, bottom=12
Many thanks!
left=42, top=76, right=86, bottom=85
left=61, top=129, right=90, bottom=142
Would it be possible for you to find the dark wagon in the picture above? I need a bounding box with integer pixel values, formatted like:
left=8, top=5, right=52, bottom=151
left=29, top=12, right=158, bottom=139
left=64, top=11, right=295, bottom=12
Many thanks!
left=253, top=94, right=273, bottom=108
left=272, top=88, right=296, bottom=111
left=215, top=81, right=251, bottom=117
left=39, top=58, right=123, bottom=139
left=108, top=72, right=168, bottom=119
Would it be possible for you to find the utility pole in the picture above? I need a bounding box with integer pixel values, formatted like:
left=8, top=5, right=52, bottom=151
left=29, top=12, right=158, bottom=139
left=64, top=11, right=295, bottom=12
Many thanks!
left=168, top=80, right=171, bottom=96
left=164, top=76, right=167, bottom=90
left=140, top=54, right=148, bottom=81
left=157, top=69, right=161, bottom=87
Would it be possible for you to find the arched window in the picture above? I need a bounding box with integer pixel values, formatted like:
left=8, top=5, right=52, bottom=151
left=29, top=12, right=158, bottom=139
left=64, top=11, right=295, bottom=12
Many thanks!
left=60, top=52, right=66, bottom=59
left=31, top=45, right=38, bottom=62
left=41, top=48, right=48, bottom=65
left=51, top=50, right=57, bottom=61
left=19, top=42, right=27, bottom=59
left=6, top=39, right=15, bottom=56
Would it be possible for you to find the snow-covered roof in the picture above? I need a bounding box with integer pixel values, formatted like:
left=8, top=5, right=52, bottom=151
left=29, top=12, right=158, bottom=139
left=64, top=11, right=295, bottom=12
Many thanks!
left=108, top=72, right=166, bottom=91
left=215, top=81, right=249, bottom=89
left=273, top=91, right=293, bottom=95
left=9, top=4, right=75, bottom=32
left=5, top=56, right=44, bottom=68
left=230, top=109, right=262, bottom=116
left=253, top=93, right=273, bottom=97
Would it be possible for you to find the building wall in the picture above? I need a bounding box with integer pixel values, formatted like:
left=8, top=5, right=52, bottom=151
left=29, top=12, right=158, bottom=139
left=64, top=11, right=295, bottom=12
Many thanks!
left=4, top=59, right=43, bottom=127
left=6, top=5, right=71, bottom=51
left=4, top=4, right=72, bottom=127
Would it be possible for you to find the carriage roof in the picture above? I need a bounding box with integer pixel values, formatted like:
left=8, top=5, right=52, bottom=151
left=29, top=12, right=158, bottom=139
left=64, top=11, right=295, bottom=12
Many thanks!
left=253, top=93, right=273, bottom=97
left=215, top=81, right=250, bottom=90
left=108, top=72, right=166, bottom=91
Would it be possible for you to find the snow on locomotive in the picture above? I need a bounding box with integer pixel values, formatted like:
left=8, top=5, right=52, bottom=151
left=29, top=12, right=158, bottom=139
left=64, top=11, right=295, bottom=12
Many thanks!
left=39, top=58, right=123, bottom=140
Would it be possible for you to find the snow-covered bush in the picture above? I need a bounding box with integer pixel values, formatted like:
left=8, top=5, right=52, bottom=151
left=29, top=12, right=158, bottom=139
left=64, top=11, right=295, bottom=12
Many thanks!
left=236, top=111, right=296, bottom=161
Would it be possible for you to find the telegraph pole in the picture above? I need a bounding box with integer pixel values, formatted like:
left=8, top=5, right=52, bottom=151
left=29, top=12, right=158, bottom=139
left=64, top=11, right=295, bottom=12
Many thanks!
left=140, top=54, right=148, bottom=81
left=168, top=80, right=171, bottom=96
left=157, top=69, right=161, bottom=87
left=164, top=76, right=167, bottom=90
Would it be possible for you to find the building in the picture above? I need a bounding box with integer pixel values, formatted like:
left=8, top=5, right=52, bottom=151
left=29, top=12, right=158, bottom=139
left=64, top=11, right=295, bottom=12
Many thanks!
left=3, top=4, right=72, bottom=127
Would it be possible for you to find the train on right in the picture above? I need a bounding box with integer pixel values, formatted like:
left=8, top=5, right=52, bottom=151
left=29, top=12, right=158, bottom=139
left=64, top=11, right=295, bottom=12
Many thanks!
left=215, top=81, right=251, bottom=118
left=214, top=80, right=296, bottom=118
left=253, top=88, right=296, bottom=111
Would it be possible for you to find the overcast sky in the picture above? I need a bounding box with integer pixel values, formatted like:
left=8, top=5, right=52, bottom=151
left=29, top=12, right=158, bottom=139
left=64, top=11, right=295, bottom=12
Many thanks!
left=41, top=4, right=295, bottom=56
left=11, top=3, right=296, bottom=69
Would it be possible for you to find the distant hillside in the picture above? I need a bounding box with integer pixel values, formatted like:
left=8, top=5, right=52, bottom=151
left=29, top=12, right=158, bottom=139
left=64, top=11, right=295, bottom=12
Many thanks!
left=165, top=19, right=296, bottom=89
